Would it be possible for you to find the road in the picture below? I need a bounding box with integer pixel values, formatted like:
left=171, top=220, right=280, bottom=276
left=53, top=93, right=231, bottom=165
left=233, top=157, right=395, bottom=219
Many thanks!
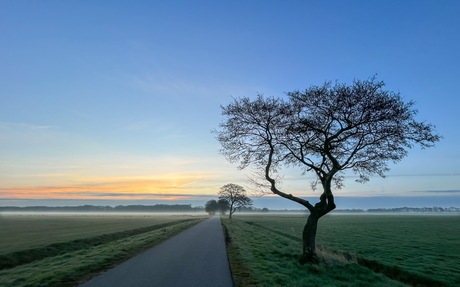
left=79, top=216, right=233, bottom=287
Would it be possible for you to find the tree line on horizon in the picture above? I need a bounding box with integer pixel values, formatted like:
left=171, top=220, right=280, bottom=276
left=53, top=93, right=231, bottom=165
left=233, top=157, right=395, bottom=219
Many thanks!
left=0, top=204, right=202, bottom=212
left=1, top=205, right=457, bottom=213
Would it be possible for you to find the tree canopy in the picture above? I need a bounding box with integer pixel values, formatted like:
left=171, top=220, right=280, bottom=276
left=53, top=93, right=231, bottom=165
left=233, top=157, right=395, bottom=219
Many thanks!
left=217, top=198, right=230, bottom=215
left=217, top=77, right=440, bottom=201
left=218, top=183, right=252, bottom=219
left=204, top=199, right=218, bottom=215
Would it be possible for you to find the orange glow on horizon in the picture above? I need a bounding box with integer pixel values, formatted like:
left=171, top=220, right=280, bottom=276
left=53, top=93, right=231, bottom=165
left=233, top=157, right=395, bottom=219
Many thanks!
left=0, top=173, right=217, bottom=200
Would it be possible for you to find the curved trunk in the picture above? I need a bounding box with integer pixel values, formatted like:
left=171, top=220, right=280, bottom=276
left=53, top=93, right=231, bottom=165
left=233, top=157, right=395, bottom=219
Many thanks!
left=263, top=140, right=337, bottom=263
left=300, top=186, right=336, bottom=264
left=301, top=213, right=320, bottom=264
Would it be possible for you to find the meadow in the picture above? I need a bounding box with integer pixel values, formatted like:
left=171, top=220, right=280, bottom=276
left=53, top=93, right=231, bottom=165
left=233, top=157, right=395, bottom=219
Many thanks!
left=0, top=213, right=206, bottom=287
left=222, top=214, right=460, bottom=287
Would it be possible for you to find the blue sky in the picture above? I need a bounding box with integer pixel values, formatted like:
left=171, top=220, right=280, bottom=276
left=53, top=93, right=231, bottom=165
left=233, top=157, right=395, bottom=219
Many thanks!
left=0, top=1, right=459, bottom=209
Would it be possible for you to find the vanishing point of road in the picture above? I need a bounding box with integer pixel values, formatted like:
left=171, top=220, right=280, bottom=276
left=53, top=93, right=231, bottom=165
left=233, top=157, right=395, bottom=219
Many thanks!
left=79, top=216, right=233, bottom=287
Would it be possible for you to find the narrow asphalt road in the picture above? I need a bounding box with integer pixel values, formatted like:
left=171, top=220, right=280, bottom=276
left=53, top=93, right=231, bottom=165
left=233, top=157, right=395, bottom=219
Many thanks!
left=79, top=216, right=233, bottom=287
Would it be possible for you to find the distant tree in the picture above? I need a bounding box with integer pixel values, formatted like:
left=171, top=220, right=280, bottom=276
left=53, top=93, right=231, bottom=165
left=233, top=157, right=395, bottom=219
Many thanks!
left=261, top=208, right=269, bottom=213
left=215, top=76, right=440, bottom=263
left=217, top=198, right=230, bottom=215
left=218, top=184, right=252, bottom=219
left=205, top=200, right=218, bottom=215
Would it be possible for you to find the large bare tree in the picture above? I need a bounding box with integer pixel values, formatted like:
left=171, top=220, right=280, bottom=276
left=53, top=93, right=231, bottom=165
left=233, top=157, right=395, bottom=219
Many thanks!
left=215, top=77, right=440, bottom=263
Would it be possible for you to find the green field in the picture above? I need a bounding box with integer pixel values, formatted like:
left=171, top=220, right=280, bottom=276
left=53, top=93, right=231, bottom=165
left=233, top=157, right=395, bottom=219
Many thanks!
left=222, top=214, right=460, bottom=287
left=0, top=213, right=206, bottom=287
left=0, top=212, right=200, bottom=253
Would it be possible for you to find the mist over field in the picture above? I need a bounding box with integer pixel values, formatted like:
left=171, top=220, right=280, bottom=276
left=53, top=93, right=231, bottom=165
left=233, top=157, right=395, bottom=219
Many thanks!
left=1, top=195, right=459, bottom=210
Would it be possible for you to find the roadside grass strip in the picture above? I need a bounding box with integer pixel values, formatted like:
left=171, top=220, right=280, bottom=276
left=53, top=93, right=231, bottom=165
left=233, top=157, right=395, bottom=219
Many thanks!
left=0, top=219, right=203, bottom=287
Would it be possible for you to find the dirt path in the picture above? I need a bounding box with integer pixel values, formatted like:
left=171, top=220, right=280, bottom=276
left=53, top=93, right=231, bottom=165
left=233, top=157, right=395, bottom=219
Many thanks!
left=79, top=216, right=233, bottom=287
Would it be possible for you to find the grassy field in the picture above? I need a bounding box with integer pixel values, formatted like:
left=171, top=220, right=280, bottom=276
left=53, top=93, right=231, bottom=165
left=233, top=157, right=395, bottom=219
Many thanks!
left=0, top=212, right=199, bottom=253
left=222, top=214, right=460, bottom=287
left=0, top=213, right=206, bottom=287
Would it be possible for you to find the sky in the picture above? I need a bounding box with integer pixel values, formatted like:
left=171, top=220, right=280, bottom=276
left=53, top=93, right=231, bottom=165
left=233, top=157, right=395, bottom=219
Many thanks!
left=0, top=0, right=459, bottom=209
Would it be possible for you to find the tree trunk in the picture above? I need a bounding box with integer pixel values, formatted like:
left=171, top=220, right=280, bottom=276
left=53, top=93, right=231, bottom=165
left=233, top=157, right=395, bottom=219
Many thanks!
left=301, top=213, right=319, bottom=264
left=229, top=204, right=235, bottom=219
left=299, top=187, right=336, bottom=264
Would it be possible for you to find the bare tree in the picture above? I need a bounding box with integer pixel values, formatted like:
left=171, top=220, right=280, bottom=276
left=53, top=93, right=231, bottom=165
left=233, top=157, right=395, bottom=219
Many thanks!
left=218, top=184, right=252, bottom=219
left=215, top=77, right=440, bottom=263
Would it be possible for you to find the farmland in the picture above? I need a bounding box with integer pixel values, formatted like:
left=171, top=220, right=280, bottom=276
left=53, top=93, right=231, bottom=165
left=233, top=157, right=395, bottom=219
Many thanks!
left=0, top=213, right=206, bottom=287
left=1, top=212, right=458, bottom=287
left=222, top=214, right=460, bottom=287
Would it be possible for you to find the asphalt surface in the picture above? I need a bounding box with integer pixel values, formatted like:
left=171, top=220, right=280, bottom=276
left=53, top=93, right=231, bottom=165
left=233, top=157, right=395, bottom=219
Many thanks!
left=79, top=216, right=233, bottom=287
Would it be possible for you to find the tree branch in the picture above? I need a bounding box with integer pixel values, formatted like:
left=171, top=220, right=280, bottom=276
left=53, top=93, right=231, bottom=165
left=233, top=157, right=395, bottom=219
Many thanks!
left=265, top=139, right=314, bottom=211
